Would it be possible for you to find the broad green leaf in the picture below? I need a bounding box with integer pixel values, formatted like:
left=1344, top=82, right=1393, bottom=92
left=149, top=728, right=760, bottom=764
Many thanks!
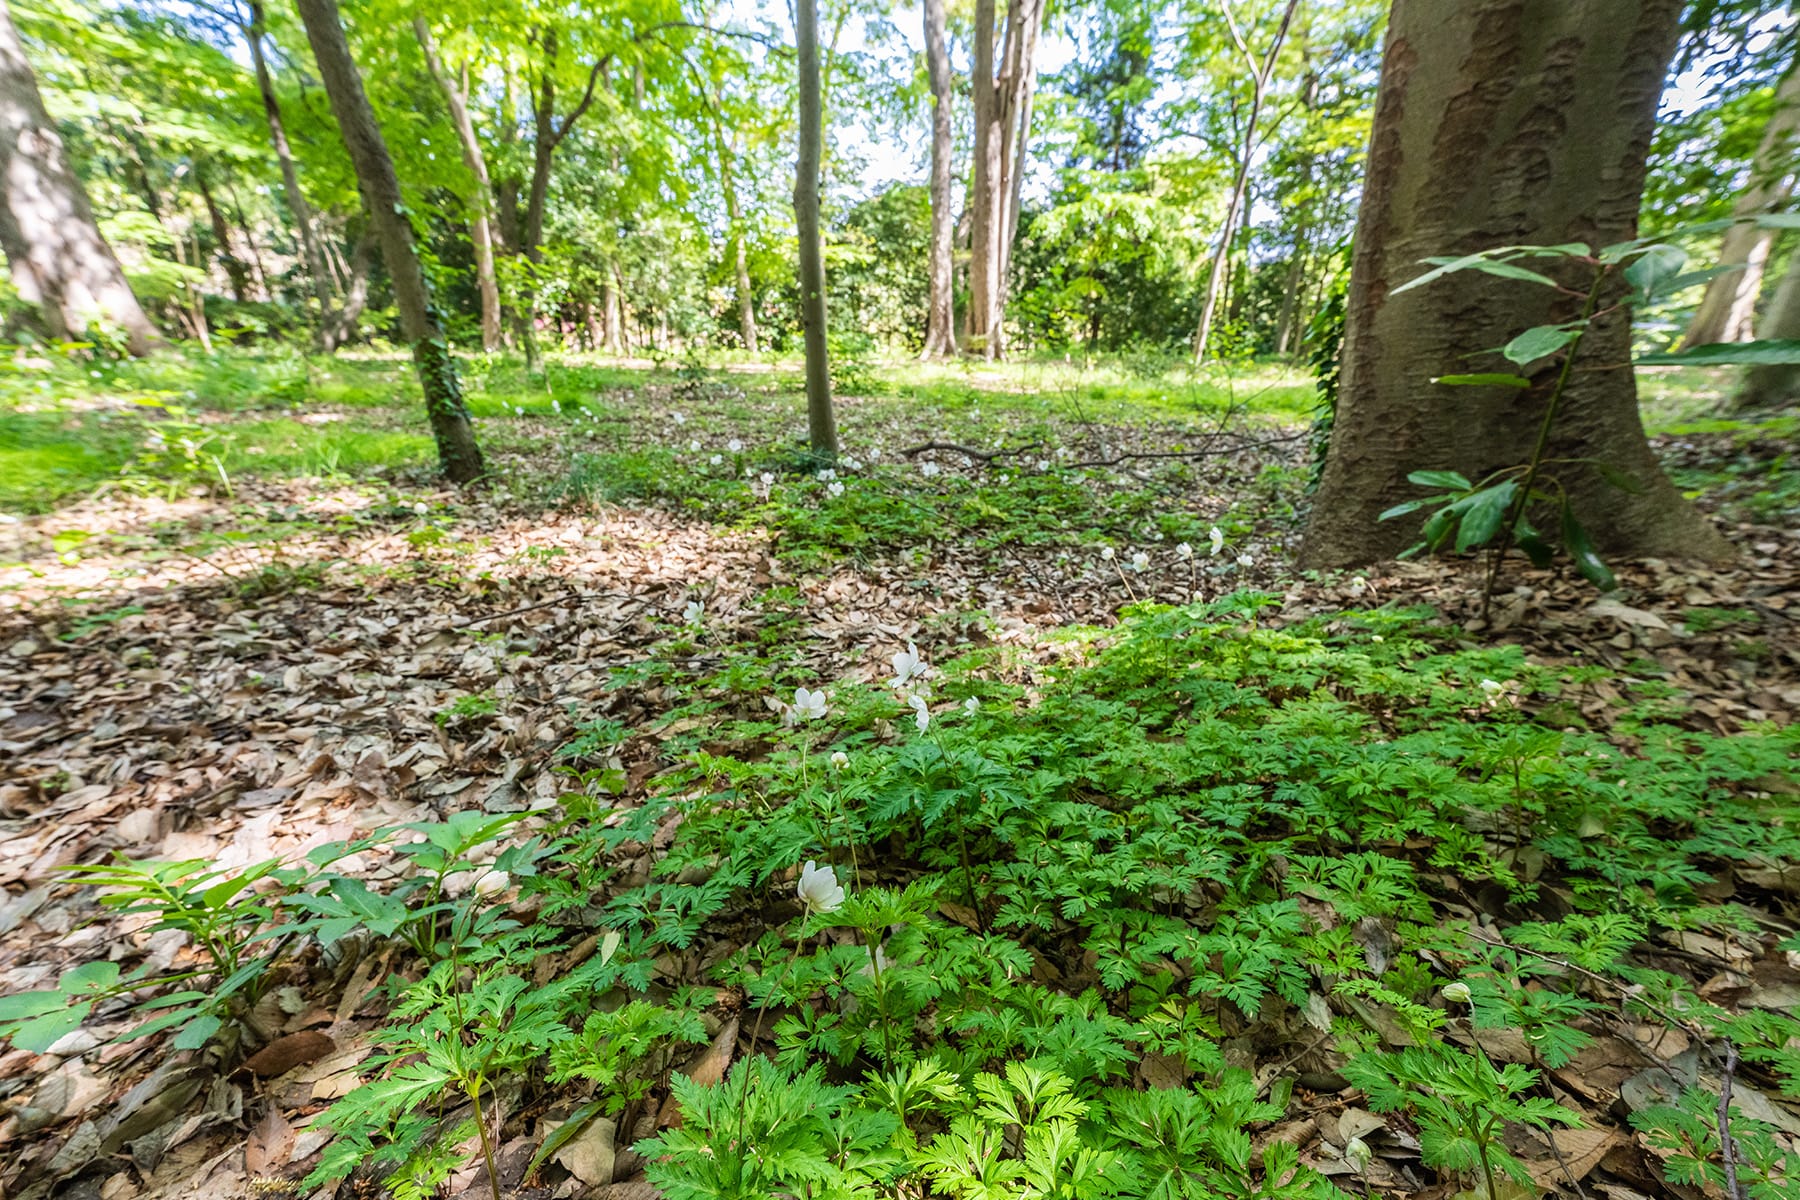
left=58, top=960, right=121, bottom=993
left=1379, top=497, right=1447, bottom=521
left=172, top=1014, right=223, bottom=1050
left=1517, top=534, right=1555, bottom=569
left=1433, top=373, right=1531, bottom=389
left=1393, top=252, right=1558, bottom=295
left=1406, top=470, right=1472, bottom=491
left=1754, top=213, right=1800, bottom=229
left=1561, top=506, right=1617, bottom=591
left=526, top=1098, right=610, bottom=1180
left=1636, top=339, right=1800, bottom=366
left=10, top=1002, right=91, bottom=1052
left=1623, top=243, right=1687, bottom=300
left=0, top=990, right=69, bottom=1021
left=1502, top=325, right=1580, bottom=366
left=1454, top=482, right=1517, bottom=553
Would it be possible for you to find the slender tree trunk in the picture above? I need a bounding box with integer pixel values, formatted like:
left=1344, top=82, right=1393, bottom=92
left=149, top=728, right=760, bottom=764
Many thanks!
left=794, top=0, right=837, bottom=457
left=1301, top=0, right=1727, bottom=568
left=244, top=0, right=334, bottom=336
left=319, top=229, right=372, bottom=349
left=1193, top=0, right=1300, bottom=362
left=713, top=120, right=759, bottom=354
left=965, top=0, right=1043, bottom=359
left=921, top=0, right=956, bottom=357
left=604, top=266, right=624, bottom=354
left=1736, top=241, right=1800, bottom=410
left=1681, top=61, right=1800, bottom=349
left=415, top=19, right=503, bottom=352
left=295, top=0, right=484, bottom=483
left=993, top=0, right=1043, bottom=354
left=225, top=180, right=271, bottom=299
left=0, top=0, right=157, bottom=353
left=195, top=163, right=251, bottom=302
left=1274, top=238, right=1308, bottom=356
left=967, top=0, right=998, bottom=357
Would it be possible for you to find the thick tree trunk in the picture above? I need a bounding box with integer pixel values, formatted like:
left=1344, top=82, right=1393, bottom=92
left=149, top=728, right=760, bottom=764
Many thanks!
left=245, top=0, right=334, bottom=334
left=794, top=0, right=837, bottom=457
left=1681, top=62, right=1800, bottom=349
left=195, top=163, right=251, bottom=302
left=964, top=0, right=1043, bottom=359
left=1735, top=243, right=1800, bottom=410
left=0, top=0, right=158, bottom=353
left=1193, top=0, right=1299, bottom=362
left=295, top=0, right=484, bottom=483
left=415, top=20, right=502, bottom=352
left=921, top=0, right=956, bottom=357
left=1300, top=0, right=1727, bottom=568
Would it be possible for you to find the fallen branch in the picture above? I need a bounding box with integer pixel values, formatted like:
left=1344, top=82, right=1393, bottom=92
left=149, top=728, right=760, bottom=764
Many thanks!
left=899, top=440, right=1045, bottom=464
left=1066, top=430, right=1310, bottom=469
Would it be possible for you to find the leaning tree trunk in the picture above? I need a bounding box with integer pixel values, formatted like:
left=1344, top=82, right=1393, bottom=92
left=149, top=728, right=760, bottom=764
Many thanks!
left=1680, top=61, right=1800, bottom=350
left=0, top=0, right=158, bottom=353
left=794, top=0, right=837, bottom=458
left=415, top=19, right=503, bottom=352
left=245, top=0, right=335, bottom=342
left=1735, top=242, right=1800, bottom=410
left=921, top=0, right=956, bottom=357
left=295, top=0, right=484, bottom=483
left=195, top=162, right=251, bottom=302
left=1300, top=0, right=1727, bottom=568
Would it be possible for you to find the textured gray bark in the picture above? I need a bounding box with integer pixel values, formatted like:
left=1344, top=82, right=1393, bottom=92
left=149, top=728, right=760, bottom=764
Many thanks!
left=965, top=0, right=1043, bottom=359
left=295, top=0, right=484, bottom=483
left=0, top=0, right=157, bottom=353
left=1301, top=0, right=1727, bottom=568
left=921, top=0, right=956, bottom=357
left=794, top=0, right=837, bottom=457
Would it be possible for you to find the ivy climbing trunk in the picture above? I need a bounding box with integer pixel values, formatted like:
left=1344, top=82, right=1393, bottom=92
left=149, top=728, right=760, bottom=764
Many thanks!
left=0, top=0, right=158, bottom=353
left=921, top=0, right=956, bottom=358
left=295, top=0, right=484, bottom=484
left=1679, top=60, right=1800, bottom=350
left=415, top=19, right=503, bottom=353
left=1300, top=0, right=1727, bottom=568
left=794, top=0, right=837, bottom=458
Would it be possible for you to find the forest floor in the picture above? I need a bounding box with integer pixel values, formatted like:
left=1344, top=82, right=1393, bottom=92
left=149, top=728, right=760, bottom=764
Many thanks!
left=1, top=350, right=1798, bottom=1200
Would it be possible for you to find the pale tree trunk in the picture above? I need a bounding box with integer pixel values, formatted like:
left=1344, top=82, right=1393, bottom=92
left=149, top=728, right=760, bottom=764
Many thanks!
left=225, top=179, right=271, bottom=298
left=319, top=229, right=371, bottom=350
left=195, top=163, right=251, bottom=302
left=1193, top=0, right=1300, bottom=362
left=295, top=0, right=484, bottom=483
left=794, top=0, right=837, bottom=457
left=415, top=19, right=502, bottom=352
left=921, top=0, right=956, bottom=357
left=709, top=109, right=759, bottom=353
left=965, top=0, right=1044, bottom=359
left=1735, top=242, right=1800, bottom=410
left=1274, top=237, right=1307, bottom=355
left=1301, top=0, right=1727, bottom=568
left=1680, top=61, right=1800, bottom=349
left=0, top=0, right=157, bottom=353
left=244, top=0, right=335, bottom=340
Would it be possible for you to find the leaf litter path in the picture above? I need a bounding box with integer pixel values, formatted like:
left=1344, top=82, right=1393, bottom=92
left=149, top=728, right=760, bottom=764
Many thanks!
left=0, top=435, right=1796, bottom=1200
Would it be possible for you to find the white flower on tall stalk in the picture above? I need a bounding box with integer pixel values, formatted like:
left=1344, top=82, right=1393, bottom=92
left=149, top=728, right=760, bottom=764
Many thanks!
left=1100, top=546, right=1116, bottom=561
left=818, top=468, right=837, bottom=482
left=908, top=693, right=931, bottom=732
left=709, top=454, right=723, bottom=465
left=1344, top=1137, right=1373, bottom=1175
left=1209, top=526, right=1225, bottom=556
left=792, top=687, right=828, bottom=722
left=828, top=481, right=845, bottom=498
left=1441, top=981, right=1473, bottom=1004
left=891, top=642, right=929, bottom=689
left=921, top=461, right=941, bottom=477
left=830, top=750, right=849, bottom=769
left=1130, top=551, right=1150, bottom=572
left=1236, top=553, right=1253, bottom=568
left=683, top=600, right=705, bottom=624
left=1175, top=542, right=1193, bottom=560
left=472, top=869, right=510, bottom=899
left=728, top=438, right=744, bottom=452
left=796, top=860, right=844, bottom=915
left=963, top=697, right=979, bottom=714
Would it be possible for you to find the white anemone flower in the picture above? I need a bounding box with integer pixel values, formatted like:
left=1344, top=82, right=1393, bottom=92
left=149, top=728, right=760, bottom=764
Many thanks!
left=472, top=869, right=510, bottom=899
left=830, top=750, right=849, bottom=769
left=908, top=693, right=931, bottom=732
left=709, top=454, right=723, bottom=465
left=797, top=861, right=845, bottom=915
left=963, top=697, right=979, bottom=714
left=818, top=468, right=837, bottom=481
left=1175, top=542, right=1193, bottom=560
left=921, top=461, right=941, bottom=477
left=728, top=438, right=744, bottom=452
left=1100, top=546, right=1116, bottom=561
left=828, top=481, right=845, bottom=498
left=1130, top=551, right=1150, bottom=572
left=891, top=642, right=929, bottom=688
left=689, top=439, right=701, bottom=452
left=1479, top=679, right=1507, bottom=700
left=1209, top=526, right=1225, bottom=556
left=793, top=687, right=828, bottom=721
left=1236, top=553, right=1253, bottom=568
left=672, top=411, right=687, bottom=425
left=868, top=448, right=882, bottom=460
left=683, top=600, right=705, bottom=624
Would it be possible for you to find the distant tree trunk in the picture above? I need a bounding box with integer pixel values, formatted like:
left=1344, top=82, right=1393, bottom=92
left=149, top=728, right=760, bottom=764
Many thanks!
left=711, top=116, right=759, bottom=354
left=1681, top=61, right=1800, bottom=349
left=922, top=0, right=956, bottom=357
left=1301, top=0, right=1727, bottom=568
left=415, top=19, right=503, bottom=352
left=244, top=0, right=335, bottom=341
left=966, top=0, right=1043, bottom=359
left=1274, top=240, right=1307, bottom=356
left=225, top=179, right=271, bottom=298
left=0, top=0, right=158, bottom=353
left=1735, top=241, right=1800, bottom=410
left=295, top=0, right=484, bottom=483
left=318, top=228, right=372, bottom=349
left=794, top=0, right=837, bottom=457
left=1193, top=0, right=1300, bottom=362
left=994, top=0, right=1040, bottom=324
left=195, top=163, right=251, bottom=302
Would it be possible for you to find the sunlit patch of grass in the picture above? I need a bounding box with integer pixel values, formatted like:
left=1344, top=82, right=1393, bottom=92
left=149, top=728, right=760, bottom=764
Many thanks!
left=220, top=419, right=435, bottom=478
left=0, top=411, right=138, bottom=512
